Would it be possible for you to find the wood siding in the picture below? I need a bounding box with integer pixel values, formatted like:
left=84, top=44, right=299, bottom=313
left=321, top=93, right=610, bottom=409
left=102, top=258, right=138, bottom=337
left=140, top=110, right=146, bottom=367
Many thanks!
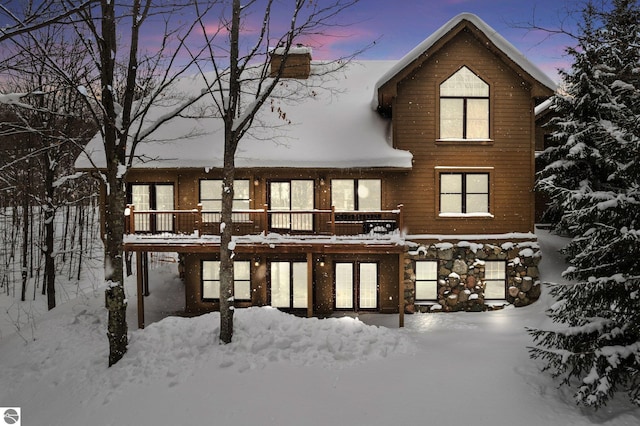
left=386, top=29, right=537, bottom=234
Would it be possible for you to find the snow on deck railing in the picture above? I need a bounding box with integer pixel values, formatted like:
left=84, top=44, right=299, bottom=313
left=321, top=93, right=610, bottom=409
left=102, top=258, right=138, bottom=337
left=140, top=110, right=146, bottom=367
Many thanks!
left=125, top=204, right=404, bottom=237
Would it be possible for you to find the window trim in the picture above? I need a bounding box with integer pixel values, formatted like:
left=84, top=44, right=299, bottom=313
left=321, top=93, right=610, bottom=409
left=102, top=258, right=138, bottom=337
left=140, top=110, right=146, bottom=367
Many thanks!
left=437, top=66, right=492, bottom=143
left=201, top=260, right=252, bottom=302
left=435, top=167, right=494, bottom=218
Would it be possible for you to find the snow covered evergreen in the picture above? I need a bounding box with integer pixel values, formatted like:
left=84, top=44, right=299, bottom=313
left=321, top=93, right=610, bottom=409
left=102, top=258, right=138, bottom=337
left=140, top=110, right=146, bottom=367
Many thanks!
left=531, top=0, right=640, bottom=409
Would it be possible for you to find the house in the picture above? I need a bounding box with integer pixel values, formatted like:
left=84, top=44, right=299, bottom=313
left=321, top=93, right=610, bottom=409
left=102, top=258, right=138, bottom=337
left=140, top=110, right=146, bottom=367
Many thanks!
left=75, top=13, right=556, bottom=328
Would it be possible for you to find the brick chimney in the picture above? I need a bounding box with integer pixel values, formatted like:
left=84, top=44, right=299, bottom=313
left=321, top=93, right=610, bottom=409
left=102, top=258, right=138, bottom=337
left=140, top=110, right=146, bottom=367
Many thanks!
left=269, top=44, right=312, bottom=79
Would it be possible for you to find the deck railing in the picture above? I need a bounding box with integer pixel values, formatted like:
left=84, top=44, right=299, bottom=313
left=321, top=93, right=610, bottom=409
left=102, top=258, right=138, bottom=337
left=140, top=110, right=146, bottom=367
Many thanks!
left=125, top=204, right=404, bottom=237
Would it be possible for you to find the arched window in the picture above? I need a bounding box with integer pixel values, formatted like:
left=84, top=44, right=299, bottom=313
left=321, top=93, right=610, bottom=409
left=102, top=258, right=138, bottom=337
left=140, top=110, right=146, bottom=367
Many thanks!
left=440, top=67, right=489, bottom=140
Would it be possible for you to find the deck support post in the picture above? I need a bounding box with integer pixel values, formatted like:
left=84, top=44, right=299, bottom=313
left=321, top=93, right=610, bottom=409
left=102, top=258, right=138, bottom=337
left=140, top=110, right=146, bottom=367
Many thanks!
left=399, top=252, right=404, bottom=328
left=142, top=251, right=150, bottom=296
left=307, top=252, right=313, bottom=318
left=136, top=251, right=145, bottom=329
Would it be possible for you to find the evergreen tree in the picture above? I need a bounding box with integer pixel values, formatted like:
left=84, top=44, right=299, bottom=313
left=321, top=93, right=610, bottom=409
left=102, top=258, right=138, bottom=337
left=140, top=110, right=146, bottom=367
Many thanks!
left=530, top=0, right=640, bottom=409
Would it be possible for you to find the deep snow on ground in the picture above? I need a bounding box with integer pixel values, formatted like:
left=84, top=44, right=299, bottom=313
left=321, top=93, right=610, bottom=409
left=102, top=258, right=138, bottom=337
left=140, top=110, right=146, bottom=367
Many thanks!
left=1, top=229, right=639, bottom=426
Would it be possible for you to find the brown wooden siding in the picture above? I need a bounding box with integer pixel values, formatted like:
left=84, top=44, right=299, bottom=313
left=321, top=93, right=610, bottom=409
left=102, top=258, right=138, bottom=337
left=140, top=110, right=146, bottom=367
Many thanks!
left=387, top=29, right=536, bottom=234
left=182, top=252, right=398, bottom=315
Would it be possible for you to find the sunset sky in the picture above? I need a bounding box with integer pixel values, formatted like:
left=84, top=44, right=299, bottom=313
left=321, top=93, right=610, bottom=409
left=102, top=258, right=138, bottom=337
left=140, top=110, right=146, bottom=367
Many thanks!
left=275, top=0, right=582, bottom=83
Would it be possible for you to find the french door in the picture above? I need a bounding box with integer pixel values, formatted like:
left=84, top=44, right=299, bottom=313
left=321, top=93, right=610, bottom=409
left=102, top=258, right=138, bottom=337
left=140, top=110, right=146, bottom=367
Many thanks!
left=130, top=184, right=174, bottom=232
left=270, top=261, right=308, bottom=309
left=334, top=262, right=378, bottom=310
left=269, top=180, right=314, bottom=231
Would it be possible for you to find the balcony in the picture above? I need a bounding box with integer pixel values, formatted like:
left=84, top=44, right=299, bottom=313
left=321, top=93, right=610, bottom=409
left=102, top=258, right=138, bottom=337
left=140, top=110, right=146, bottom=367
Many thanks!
left=124, top=204, right=404, bottom=237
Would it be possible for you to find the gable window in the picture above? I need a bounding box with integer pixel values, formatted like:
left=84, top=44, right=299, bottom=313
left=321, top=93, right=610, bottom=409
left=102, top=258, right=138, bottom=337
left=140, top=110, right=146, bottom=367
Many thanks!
left=200, top=179, right=250, bottom=222
left=269, top=180, right=314, bottom=231
left=335, top=262, right=378, bottom=310
left=415, top=260, right=438, bottom=301
left=484, top=261, right=506, bottom=299
left=332, top=179, right=381, bottom=211
left=439, top=172, right=490, bottom=215
left=270, top=261, right=308, bottom=309
left=129, top=183, right=174, bottom=232
left=202, top=260, right=251, bottom=301
left=440, top=67, right=489, bottom=140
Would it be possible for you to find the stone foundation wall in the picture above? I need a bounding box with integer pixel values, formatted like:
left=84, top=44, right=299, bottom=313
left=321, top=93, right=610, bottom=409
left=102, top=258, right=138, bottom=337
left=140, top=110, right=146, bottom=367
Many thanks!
left=403, top=239, right=541, bottom=313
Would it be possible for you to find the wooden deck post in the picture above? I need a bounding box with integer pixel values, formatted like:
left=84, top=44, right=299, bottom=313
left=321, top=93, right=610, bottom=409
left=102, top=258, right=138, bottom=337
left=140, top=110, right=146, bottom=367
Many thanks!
left=330, top=205, right=336, bottom=235
left=263, top=204, right=269, bottom=235
left=195, top=203, right=203, bottom=236
left=399, top=252, right=405, bottom=328
left=129, top=204, right=135, bottom=234
left=136, top=251, right=145, bottom=329
left=307, top=252, right=313, bottom=318
left=397, top=204, right=404, bottom=235
left=143, top=251, right=150, bottom=297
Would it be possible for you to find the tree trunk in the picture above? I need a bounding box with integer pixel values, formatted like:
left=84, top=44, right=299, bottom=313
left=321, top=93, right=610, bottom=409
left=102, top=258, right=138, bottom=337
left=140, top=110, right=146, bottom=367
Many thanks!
left=219, top=152, right=236, bottom=344
left=20, top=184, right=28, bottom=302
left=104, top=179, right=127, bottom=366
left=44, top=153, right=56, bottom=310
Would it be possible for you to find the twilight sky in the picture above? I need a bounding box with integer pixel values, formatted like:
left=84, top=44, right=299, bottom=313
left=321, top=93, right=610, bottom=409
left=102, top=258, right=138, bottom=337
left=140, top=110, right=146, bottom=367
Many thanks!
left=285, top=0, right=581, bottom=83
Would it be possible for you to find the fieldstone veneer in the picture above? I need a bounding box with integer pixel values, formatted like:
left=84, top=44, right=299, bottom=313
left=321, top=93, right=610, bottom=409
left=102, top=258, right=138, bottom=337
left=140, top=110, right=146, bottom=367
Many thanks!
left=404, top=239, right=542, bottom=313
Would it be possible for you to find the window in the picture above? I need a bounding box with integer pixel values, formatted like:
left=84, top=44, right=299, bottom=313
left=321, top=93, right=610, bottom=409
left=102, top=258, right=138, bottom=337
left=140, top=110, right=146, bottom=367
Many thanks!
left=335, top=262, right=378, bottom=310
left=415, top=261, right=438, bottom=301
left=129, top=183, right=174, bottom=232
left=440, top=67, right=489, bottom=140
left=332, top=179, right=381, bottom=211
left=202, top=260, right=251, bottom=301
left=200, top=180, right=250, bottom=222
left=270, top=261, right=308, bottom=309
left=269, top=180, right=314, bottom=231
left=484, top=261, right=506, bottom=299
left=440, top=172, right=489, bottom=215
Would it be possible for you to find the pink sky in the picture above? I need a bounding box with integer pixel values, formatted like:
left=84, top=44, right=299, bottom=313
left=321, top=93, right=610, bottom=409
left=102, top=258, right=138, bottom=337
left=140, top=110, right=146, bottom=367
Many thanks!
left=131, top=1, right=577, bottom=83
left=280, top=0, right=579, bottom=83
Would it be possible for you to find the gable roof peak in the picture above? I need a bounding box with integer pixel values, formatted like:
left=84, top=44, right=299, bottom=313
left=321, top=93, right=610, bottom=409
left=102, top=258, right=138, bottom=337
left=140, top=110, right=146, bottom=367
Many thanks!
left=374, top=13, right=556, bottom=109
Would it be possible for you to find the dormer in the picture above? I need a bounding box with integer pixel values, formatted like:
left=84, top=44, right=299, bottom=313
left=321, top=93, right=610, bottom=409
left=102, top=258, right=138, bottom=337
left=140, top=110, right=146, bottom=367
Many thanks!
left=269, top=44, right=312, bottom=79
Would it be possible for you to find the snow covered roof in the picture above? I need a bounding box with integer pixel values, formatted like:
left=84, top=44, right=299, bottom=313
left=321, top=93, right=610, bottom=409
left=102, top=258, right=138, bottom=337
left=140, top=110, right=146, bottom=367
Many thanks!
left=374, top=13, right=557, bottom=107
left=75, top=61, right=413, bottom=171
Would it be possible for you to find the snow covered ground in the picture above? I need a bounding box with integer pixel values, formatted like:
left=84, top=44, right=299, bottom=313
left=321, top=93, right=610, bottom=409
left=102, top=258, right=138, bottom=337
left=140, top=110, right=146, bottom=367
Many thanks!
left=1, top=229, right=639, bottom=426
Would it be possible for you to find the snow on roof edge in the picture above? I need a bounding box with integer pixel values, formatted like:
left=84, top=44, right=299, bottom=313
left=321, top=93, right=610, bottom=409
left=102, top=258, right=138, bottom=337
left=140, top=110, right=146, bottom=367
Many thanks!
left=374, top=13, right=557, bottom=99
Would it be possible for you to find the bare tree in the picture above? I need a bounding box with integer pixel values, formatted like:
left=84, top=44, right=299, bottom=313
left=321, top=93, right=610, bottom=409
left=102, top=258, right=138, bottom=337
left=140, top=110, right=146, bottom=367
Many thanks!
left=1, top=23, right=98, bottom=311
left=189, top=0, right=364, bottom=343
left=1, top=0, right=220, bottom=365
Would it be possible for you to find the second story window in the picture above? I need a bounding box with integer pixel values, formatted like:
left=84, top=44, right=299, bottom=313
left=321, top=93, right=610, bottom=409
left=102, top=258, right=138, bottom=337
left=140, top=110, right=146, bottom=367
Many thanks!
left=439, top=66, right=489, bottom=140
left=332, top=179, right=381, bottom=211
left=440, top=172, right=490, bottom=215
left=200, top=179, right=250, bottom=222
